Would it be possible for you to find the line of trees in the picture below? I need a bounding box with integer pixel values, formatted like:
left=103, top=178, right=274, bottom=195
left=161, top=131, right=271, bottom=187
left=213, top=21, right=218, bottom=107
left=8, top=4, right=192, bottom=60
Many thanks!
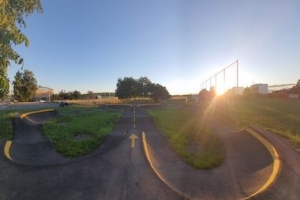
left=51, top=90, right=82, bottom=101
left=290, top=79, right=300, bottom=93
left=115, top=77, right=170, bottom=102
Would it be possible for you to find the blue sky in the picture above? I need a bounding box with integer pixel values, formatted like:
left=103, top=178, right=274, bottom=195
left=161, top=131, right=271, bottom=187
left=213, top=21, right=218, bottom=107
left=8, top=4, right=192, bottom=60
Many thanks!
left=8, top=0, right=300, bottom=95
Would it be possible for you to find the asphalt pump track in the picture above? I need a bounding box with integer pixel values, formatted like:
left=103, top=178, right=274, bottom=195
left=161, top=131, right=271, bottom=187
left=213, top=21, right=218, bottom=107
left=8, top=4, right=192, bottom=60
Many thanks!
left=2, top=106, right=300, bottom=200
left=4, top=109, right=127, bottom=166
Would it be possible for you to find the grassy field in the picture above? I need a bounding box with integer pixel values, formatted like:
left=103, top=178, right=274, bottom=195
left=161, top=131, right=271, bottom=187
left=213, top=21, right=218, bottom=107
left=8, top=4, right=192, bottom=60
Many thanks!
left=148, top=108, right=225, bottom=169
left=42, top=106, right=121, bottom=156
left=217, top=97, right=300, bottom=151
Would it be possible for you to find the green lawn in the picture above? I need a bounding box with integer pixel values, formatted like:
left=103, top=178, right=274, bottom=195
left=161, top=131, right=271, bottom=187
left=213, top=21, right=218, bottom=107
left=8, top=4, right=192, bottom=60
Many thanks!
left=43, top=106, right=121, bottom=156
left=148, top=108, right=225, bottom=169
left=220, top=98, right=300, bottom=151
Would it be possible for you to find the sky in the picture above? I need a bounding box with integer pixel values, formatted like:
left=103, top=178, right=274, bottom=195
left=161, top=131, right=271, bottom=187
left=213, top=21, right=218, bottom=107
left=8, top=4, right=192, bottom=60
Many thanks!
left=8, top=0, right=300, bottom=95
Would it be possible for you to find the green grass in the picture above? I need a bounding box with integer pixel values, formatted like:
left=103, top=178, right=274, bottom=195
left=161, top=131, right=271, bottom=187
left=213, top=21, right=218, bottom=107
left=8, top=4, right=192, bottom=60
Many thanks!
left=0, top=110, right=15, bottom=140
left=42, top=106, right=121, bottom=156
left=148, top=108, right=225, bottom=169
left=0, top=109, right=33, bottom=140
left=219, top=98, right=300, bottom=151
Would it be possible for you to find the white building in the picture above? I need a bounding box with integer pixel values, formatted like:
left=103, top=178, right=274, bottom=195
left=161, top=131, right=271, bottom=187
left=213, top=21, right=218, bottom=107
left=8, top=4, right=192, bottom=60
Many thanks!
left=35, top=86, right=54, bottom=101
left=251, top=84, right=268, bottom=94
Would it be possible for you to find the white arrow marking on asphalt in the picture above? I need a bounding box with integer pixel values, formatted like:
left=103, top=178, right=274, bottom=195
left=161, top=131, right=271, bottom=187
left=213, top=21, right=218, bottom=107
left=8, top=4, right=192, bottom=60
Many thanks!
left=129, top=134, right=138, bottom=148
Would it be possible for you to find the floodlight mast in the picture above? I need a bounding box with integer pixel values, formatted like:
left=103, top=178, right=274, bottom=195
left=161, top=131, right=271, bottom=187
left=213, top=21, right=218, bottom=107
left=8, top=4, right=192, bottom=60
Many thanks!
left=237, top=59, right=239, bottom=88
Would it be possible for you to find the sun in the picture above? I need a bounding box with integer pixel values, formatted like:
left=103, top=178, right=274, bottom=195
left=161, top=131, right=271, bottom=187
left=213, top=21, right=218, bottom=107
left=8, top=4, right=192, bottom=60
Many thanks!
left=216, top=87, right=225, bottom=96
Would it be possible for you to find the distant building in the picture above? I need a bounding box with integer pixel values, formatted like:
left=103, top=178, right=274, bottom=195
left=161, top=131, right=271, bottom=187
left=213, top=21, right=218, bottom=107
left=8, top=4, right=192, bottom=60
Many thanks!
left=251, top=83, right=268, bottom=94
left=35, top=86, right=54, bottom=101
left=82, top=92, right=116, bottom=99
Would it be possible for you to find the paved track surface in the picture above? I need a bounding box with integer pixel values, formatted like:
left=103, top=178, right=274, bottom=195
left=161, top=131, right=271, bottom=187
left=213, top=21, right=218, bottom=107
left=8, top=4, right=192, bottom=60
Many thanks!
left=137, top=107, right=273, bottom=200
left=249, top=126, right=300, bottom=200
left=0, top=102, right=59, bottom=110
left=0, top=104, right=299, bottom=199
left=9, top=110, right=73, bottom=165
left=0, top=105, right=181, bottom=200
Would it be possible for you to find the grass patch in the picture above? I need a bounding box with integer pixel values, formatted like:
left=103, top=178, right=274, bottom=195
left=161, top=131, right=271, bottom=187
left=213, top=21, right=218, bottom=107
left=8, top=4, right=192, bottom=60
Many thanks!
left=0, top=109, right=34, bottom=140
left=219, top=98, right=300, bottom=151
left=148, top=108, right=224, bottom=169
left=0, top=110, right=15, bottom=140
left=42, top=106, right=121, bottom=156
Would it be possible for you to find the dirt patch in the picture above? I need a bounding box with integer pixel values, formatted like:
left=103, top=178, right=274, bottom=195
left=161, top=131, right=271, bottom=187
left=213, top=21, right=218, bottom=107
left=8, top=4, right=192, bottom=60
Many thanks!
left=186, top=142, right=203, bottom=155
left=57, top=122, right=68, bottom=126
left=73, top=134, right=91, bottom=141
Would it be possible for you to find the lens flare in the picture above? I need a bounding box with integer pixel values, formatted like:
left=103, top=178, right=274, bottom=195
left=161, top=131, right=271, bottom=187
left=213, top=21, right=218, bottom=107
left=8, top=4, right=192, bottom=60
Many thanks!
left=216, top=87, right=226, bottom=96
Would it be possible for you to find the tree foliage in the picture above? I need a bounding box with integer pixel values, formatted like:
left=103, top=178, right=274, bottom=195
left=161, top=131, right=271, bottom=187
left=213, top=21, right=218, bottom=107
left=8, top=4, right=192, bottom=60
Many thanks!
left=0, top=0, right=42, bottom=98
left=87, top=90, right=94, bottom=99
left=0, top=70, right=9, bottom=99
left=137, top=76, right=152, bottom=99
left=115, top=77, right=138, bottom=99
left=57, top=90, right=82, bottom=100
left=12, top=69, right=38, bottom=102
left=150, top=84, right=170, bottom=102
left=243, top=87, right=253, bottom=97
left=71, top=90, right=82, bottom=100
left=199, top=87, right=216, bottom=100
left=115, top=76, right=170, bottom=102
left=51, top=94, right=59, bottom=101
left=0, top=0, right=43, bottom=68
left=289, top=79, right=300, bottom=94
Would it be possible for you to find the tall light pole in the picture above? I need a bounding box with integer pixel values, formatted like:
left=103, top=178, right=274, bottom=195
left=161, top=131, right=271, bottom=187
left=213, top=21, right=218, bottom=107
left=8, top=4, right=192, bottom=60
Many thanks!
left=237, top=59, right=239, bottom=88
left=48, top=90, right=50, bottom=102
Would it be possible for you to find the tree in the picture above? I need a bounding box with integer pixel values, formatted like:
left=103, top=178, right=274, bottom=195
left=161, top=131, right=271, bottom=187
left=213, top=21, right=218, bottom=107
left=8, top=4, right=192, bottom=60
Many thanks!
left=13, top=70, right=38, bottom=102
left=115, top=77, right=138, bottom=99
left=87, top=90, right=94, bottom=99
left=0, top=0, right=42, bottom=68
left=1, top=1, right=42, bottom=99
left=289, top=79, right=300, bottom=94
left=12, top=71, right=22, bottom=101
left=58, top=91, right=72, bottom=100
left=51, top=94, right=60, bottom=101
left=115, top=76, right=170, bottom=101
left=150, top=84, right=170, bottom=102
left=71, top=90, right=81, bottom=100
left=199, top=89, right=209, bottom=100
left=137, top=77, right=152, bottom=99
left=0, top=71, right=9, bottom=99
left=243, top=87, right=254, bottom=97
left=198, top=87, right=217, bottom=101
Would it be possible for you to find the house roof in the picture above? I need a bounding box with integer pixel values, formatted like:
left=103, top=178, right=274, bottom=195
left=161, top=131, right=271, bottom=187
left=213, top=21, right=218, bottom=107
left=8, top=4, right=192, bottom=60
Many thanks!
left=37, top=86, right=53, bottom=91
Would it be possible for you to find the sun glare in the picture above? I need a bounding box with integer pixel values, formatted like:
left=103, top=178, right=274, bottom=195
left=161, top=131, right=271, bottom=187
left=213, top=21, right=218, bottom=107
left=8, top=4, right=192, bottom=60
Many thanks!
left=216, top=87, right=225, bottom=96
